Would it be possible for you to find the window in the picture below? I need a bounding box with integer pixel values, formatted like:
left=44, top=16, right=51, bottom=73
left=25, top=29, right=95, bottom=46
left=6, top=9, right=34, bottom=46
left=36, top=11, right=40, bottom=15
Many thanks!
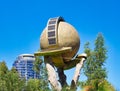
left=48, top=25, right=55, bottom=30
left=49, top=20, right=56, bottom=24
left=48, top=38, right=56, bottom=45
left=48, top=31, right=55, bottom=37
left=50, top=18, right=57, bottom=21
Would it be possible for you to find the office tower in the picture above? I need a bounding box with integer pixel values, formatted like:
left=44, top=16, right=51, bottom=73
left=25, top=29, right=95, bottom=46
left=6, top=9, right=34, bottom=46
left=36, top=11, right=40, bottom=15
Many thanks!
left=13, top=54, right=40, bottom=80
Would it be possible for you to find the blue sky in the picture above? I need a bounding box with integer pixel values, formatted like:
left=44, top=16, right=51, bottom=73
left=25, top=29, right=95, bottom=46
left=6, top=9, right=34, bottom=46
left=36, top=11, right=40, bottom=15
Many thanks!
left=0, top=0, right=120, bottom=90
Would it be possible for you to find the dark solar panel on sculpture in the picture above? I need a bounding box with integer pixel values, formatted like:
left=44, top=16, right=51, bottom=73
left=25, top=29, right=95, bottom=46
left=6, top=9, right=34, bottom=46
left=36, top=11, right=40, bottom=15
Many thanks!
left=48, top=25, right=55, bottom=30
left=50, top=18, right=57, bottom=21
left=49, top=21, right=56, bottom=24
left=47, top=17, right=64, bottom=45
left=48, top=31, right=55, bottom=37
left=48, top=38, right=56, bottom=45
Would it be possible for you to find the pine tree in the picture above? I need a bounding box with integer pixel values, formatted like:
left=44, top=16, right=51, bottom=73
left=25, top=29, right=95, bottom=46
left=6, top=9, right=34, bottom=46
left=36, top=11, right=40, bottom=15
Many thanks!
left=0, top=61, right=8, bottom=91
left=83, top=42, right=95, bottom=82
left=80, top=33, right=115, bottom=91
left=0, top=61, right=8, bottom=77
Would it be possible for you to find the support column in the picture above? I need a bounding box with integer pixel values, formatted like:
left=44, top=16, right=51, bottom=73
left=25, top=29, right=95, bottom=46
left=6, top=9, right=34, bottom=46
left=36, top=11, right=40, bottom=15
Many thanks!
left=46, top=62, right=62, bottom=91
left=71, top=53, right=87, bottom=90
left=57, top=68, right=68, bottom=87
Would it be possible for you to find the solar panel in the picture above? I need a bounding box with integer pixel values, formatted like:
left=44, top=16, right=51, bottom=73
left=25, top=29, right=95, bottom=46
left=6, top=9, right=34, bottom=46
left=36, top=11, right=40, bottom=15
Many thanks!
left=47, top=17, right=64, bottom=45
left=48, top=31, right=55, bottom=37
left=49, top=21, right=56, bottom=24
left=48, top=38, right=56, bottom=45
left=48, top=25, right=55, bottom=30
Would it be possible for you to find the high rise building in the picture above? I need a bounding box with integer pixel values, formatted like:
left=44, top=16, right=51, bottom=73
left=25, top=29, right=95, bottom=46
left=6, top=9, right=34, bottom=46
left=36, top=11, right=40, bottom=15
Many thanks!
left=13, top=54, right=40, bottom=80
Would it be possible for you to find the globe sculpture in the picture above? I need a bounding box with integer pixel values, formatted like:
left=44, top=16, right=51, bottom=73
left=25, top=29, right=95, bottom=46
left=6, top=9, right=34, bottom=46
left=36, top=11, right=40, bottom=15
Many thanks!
left=34, top=17, right=87, bottom=91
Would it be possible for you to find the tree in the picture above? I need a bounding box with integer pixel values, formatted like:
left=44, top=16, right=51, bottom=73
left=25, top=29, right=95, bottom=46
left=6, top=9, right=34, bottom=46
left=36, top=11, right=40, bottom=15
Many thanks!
left=5, top=67, right=25, bottom=91
left=79, top=33, right=115, bottom=91
left=0, top=61, right=8, bottom=91
left=98, top=79, right=115, bottom=91
left=94, top=33, right=107, bottom=79
left=33, top=56, right=50, bottom=91
left=0, top=61, right=8, bottom=78
left=0, top=79, right=7, bottom=91
left=25, top=79, right=41, bottom=91
left=33, top=56, right=42, bottom=74
left=39, top=66, right=50, bottom=91
left=0, top=61, right=25, bottom=91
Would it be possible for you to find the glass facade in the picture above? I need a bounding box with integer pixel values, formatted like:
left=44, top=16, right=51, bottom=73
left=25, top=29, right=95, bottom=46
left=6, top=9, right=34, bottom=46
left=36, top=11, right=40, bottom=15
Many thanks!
left=13, top=54, right=40, bottom=80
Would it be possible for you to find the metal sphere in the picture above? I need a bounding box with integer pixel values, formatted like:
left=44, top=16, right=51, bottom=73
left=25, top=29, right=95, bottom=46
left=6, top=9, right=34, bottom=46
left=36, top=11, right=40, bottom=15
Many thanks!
left=40, top=21, right=80, bottom=63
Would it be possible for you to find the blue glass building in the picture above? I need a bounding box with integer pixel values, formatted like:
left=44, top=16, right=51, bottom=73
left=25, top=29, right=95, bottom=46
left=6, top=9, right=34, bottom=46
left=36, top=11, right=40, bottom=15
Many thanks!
left=13, top=54, right=40, bottom=80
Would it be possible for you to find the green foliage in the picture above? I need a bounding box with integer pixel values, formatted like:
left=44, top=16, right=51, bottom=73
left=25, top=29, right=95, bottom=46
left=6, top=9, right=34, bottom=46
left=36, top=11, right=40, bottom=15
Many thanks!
left=98, top=79, right=115, bottom=91
left=0, top=79, right=7, bottom=91
left=83, top=34, right=107, bottom=82
left=25, top=79, right=41, bottom=91
left=79, top=33, right=115, bottom=91
left=24, top=78, right=50, bottom=91
left=33, top=56, right=42, bottom=74
left=0, top=61, right=25, bottom=91
left=94, top=33, right=107, bottom=80
left=80, top=79, right=115, bottom=91
left=0, top=61, right=8, bottom=78
left=33, top=56, right=50, bottom=91
left=0, top=57, right=51, bottom=91
left=61, top=86, right=75, bottom=91
left=5, top=67, right=25, bottom=91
